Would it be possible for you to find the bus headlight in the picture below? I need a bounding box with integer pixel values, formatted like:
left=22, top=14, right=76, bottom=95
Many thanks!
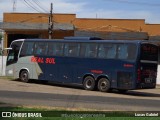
left=8, top=69, right=13, bottom=75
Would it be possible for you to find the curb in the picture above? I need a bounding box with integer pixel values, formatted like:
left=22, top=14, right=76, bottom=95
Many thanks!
left=156, top=85, right=160, bottom=89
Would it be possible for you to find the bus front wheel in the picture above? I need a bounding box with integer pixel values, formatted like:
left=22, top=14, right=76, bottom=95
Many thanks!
left=20, top=70, right=29, bottom=83
left=83, top=76, right=95, bottom=91
left=98, top=78, right=110, bottom=92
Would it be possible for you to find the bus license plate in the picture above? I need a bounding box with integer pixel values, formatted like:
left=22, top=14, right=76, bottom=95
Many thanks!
left=145, top=78, right=152, bottom=83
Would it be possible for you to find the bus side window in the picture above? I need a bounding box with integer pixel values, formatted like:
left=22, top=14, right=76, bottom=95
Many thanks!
left=98, top=44, right=105, bottom=58
left=64, top=43, right=69, bottom=56
left=48, top=43, right=56, bottom=56
left=117, top=44, right=128, bottom=59
left=48, top=42, right=64, bottom=56
left=127, top=44, right=137, bottom=60
left=107, top=44, right=116, bottom=59
left=80, top=43, right=87, bottom=57
left=34, top=42, right=48, bottom=55
left=64, top=43, right=79, bottom=57
left=20, top=42, right=34, bottom=57
left=55, top=43, right=64, bottom=56
left=86, top=44, right=98, bottom=58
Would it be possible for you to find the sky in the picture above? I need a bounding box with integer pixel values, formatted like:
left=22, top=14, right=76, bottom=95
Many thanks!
left=0, top=0, right=160, bottom=24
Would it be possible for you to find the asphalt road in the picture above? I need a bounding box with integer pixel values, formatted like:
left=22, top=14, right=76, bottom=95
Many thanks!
left=0, top=78, right=160, bottom=111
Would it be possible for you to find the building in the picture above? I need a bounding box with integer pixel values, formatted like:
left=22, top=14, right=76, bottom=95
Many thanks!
left=0, top=12, right=160, bottom=48
left=0, top=13, right=75, bottom=48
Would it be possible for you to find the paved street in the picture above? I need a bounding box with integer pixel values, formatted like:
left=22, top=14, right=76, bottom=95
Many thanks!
left=0, top=78, right=160, bottom=111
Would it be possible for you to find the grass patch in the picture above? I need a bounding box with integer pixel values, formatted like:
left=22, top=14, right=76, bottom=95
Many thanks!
left=0, top=106, right=159, bottom=120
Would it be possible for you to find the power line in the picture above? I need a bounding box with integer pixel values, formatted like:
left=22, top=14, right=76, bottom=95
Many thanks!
left=32, top=0, right=49, bottom=13
left=21, top=0, right=50, bottom=13
left=104, top=0, right=160, bottom=7
left=22, top=0, right=42, bottom=13
left=26, top=0, right=45, bottom=13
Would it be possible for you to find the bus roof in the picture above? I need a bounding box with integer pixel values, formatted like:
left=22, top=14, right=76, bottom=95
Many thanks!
left=13, top=38, right=150, bottom=44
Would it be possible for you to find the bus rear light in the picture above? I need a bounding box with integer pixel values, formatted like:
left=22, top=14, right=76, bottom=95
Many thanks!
left=137, top=68, right=141, bottom=82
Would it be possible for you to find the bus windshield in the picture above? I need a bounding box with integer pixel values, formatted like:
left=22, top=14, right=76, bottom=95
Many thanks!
left=6, top=41, right=22, bottom=65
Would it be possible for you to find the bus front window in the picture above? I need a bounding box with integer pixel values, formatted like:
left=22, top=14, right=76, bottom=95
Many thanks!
left=6, top=41, right=22, bottom=66
left=6, top=50, right=18, bottom=65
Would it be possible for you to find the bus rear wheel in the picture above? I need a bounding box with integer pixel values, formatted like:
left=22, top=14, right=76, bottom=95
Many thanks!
left=83, top=76, right=95, bottom=91
left=98, top=78, right=110, bottom=92
left=20, top=70, right=29, bottom=83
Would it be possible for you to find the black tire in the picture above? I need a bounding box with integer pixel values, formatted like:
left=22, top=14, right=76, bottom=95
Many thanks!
left=98, top=78, right=110, bottom=92
left=83, top=76, right=95, bottom=91
left=20, top=70, right=29, bottom=83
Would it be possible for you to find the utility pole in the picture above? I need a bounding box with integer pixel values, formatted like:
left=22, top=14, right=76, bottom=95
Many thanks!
left=48, top=3, right=53, bottom=39
left=13, top=0, right=17, bottom=12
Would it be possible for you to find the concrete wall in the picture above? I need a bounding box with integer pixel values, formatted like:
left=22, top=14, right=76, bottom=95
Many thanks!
left=73, top=18, right=145, bottom=32
left=75, top=30, right=148, bottom=40
left=143, top=24, right=160, bottom=36
left=0, top=56, right=6, bottom=76
left=3, top=13, right=76, bottom=24
left=157, top=65, right=160, bottom=85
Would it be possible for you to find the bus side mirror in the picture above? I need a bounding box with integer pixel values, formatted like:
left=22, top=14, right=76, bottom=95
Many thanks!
left=1, top=48, right=12, bottom=55
left=4, top=48, right=12, bottom=50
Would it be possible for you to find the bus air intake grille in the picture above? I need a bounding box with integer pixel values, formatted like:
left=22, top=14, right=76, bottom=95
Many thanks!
left=117, top=72, right=133, bottom=89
